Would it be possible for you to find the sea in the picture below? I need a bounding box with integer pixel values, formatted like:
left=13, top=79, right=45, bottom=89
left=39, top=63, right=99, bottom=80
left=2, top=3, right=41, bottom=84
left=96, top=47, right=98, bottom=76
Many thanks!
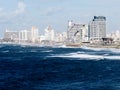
left=0, top=44, right=120, bottom=90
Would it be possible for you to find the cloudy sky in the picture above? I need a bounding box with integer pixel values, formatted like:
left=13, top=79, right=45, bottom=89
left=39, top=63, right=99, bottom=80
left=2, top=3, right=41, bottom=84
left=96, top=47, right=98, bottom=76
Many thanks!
left=0, top=0, right=120, bottom=37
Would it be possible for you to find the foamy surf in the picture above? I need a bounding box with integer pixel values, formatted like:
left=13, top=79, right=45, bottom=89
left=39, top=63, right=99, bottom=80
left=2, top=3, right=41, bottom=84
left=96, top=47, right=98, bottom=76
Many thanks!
left=1, top=50, right=9, bottom=53
left=49, top=53, right=104, bottom=60
left=41, top=50, right=53, bottom=53
left=108, top=48, right=120, bottom=53
left=81, top=46, right=106, bottom=51
left=81, top=46, right=120, bottom=52
left=49, top=53, right=120, bottom=60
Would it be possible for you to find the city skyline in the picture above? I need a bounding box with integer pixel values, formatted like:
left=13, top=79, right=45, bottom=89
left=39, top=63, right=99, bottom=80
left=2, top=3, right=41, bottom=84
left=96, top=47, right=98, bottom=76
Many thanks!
left=0, top=0, right=120, bottom=37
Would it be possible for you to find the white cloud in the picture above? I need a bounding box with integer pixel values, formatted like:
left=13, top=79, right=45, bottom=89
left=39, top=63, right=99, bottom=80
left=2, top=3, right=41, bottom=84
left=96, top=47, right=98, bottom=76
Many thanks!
left=0, top=1, right=26, bottom=23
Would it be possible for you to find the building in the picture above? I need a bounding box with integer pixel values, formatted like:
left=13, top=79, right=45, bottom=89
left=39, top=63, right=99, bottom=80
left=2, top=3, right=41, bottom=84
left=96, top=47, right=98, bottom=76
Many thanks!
left=107, top=30, right=120, bottom=45
left=44, top=26, right=55, bottom=41
left=61, top=32, right=67, bottom=42
left=54, top=32, right=63, bottom=42
left=4, top=29, right=19, bottom=42
left=19, top=30, right=31, bottom=42
left=89, top=16, right=106, bottom=42
left=67, top=20, right=88, bottom=44
left=31, top=26, right=39, bottom=43
left=3, top=27, right=40, bottom=43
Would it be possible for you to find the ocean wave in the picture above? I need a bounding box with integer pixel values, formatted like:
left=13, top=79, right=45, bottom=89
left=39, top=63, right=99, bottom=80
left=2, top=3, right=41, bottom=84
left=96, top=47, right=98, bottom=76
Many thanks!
left=1, top=50, right=9, bottom=53
left=81, top=46, right=120, bottom=53
left=0, top=45, right=4, bottom=48
left=41, top=50, right=53, bottom=53
left=103, top=53, right=110, bottom=56
left=81, top=46, right=106, bottom=51
left=49, top=53, right=120, bottom=60
left=30, top=50, right=38, bottom=52
left=49, top=53, right=104, bottom=60
left=76, top=51, right=85, bottom=54
left=105, top=56, right=120, bottom=60
left=108, top=48, right=120, bottom=53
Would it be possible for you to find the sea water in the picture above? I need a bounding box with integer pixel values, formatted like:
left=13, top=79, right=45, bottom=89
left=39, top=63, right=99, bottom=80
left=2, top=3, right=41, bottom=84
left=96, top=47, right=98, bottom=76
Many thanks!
left=0, top=44, right=120, bottom=90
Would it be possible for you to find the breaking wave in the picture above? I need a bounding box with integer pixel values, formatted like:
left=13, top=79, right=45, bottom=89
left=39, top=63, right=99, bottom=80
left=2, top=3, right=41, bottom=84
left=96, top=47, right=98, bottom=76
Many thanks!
left=49, top=52, right=120, bottom=60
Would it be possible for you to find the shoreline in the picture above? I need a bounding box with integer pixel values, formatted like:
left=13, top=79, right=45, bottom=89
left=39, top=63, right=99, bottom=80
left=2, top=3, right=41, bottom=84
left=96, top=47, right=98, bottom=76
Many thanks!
left=0, top=42, right=120, bottom=49
left=85, top=45, right=120, bottom=49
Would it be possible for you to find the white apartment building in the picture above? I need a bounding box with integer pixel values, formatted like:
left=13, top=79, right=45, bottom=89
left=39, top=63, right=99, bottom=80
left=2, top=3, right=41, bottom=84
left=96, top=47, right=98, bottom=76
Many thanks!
left=4, top=29, right=19, bottom=42
left=19, top=30, right=31, bottom=42
left=44, top=26, right=55, bottom=41
left=31, top=26, right=39, bottom=43
left=89, top=16, right=106, bottom=41
left=4, top=27, right=39, bottom=43
left=67, top=20, right=88, bottom=44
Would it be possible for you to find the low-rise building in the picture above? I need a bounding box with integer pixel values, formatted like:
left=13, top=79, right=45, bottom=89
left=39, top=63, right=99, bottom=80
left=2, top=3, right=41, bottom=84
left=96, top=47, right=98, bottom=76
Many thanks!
left=107, top=30, right=120, bottom=45
left=4, top=29, right=19, bottom=42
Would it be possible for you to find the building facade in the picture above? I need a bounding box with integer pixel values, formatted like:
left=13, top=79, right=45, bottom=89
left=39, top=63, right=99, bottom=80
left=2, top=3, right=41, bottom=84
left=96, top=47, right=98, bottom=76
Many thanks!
left=4, top=30, right=19, bottom=42
left=67, top=21, right=88, bottom=44
left=89, top=16, right=106, bottom=41
left=107, top=30, right=120, bottom=45
left=19, top=30, right=31, bottom=42
left=31, top=26, right=39, bottom=43
left=44, top=26, right=55, bottom=41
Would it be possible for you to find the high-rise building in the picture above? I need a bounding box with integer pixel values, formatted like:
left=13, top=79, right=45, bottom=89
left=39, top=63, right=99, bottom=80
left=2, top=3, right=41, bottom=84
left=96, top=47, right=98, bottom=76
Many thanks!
left=89, top=16, right=106, bottom=41
left=44, top=26, right=55, bottom=41
left=19, top=30, right=31, bottom=42
left=67, top=21, right=88, bottom=44
left=31, top=26, right=39, bottom=42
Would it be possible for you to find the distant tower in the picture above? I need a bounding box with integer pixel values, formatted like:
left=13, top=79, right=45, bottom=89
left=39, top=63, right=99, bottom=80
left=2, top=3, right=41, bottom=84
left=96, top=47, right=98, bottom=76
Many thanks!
left=45, top=26, right=55, bottom=41
left=89, top=16, right=106, bottom=40
left=31, top=26, right=39, bottom=43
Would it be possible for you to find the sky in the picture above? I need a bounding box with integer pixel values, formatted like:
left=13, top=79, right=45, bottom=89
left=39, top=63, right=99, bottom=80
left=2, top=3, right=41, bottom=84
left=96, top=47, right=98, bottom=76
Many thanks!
left=0, top=0, right=120, bottom=37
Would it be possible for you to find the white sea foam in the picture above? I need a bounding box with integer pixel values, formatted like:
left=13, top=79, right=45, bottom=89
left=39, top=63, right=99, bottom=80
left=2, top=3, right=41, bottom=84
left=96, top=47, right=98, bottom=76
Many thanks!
left=41, top=50, right=53, bottom=53
left=105, top=56, right=120, bottom=60
left=19, top=43, right=44, bottom=48
left=108, top=48, right=120, bottom=53
left=76, top=51, right=85, bottom=54
left=57, top=45, right=67, bottom=48
left=49, top=52, right=120, bottom=60
left=2, top=50, right=9, bottom=53
left=82, top=46, right=120, bottom=54
left=81, top=47, right=107, bottom=51
left=50, top=53, right=104, bottom=60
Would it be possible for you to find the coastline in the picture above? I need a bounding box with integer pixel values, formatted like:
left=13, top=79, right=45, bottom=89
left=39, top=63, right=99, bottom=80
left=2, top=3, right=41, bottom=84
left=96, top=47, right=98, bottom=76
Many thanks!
left=86, top=45, right=120, bottom=49
left=0, top=42, right=120, bottom=49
